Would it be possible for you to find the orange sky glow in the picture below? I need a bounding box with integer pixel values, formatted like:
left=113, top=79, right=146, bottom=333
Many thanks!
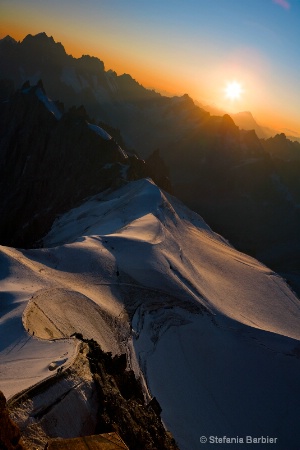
left=1, top=0, right=300, bottom=136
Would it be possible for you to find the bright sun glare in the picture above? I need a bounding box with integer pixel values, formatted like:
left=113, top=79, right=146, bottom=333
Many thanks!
left=225, top=81, right=243, bottom=101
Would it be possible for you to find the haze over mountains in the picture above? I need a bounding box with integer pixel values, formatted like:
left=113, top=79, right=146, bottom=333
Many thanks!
left=1, top=32, right=300, bottom=449
left=195, top=103, right=277, bottom=140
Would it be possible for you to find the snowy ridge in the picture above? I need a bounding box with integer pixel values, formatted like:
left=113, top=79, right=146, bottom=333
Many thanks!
left=35, top=87, right=62, bottom=120
left=87, top=123, right=128, bottom=158
left=1, top=178, right=300, bottom=449
left=87, top=122, right=112, bottom=140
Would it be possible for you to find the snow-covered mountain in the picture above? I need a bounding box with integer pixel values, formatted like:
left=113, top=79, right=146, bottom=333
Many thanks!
left=2, top=32, right=300, bottom=295
left=1, top=178, right=300, bottom=449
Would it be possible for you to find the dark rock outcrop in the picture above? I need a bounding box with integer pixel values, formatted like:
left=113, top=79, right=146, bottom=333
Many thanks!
left=0, top=83, right=172, bottom=248
left=0, top=391, right=26, bottom=450
left=0, top=83, right=125, bottom=247
left=46, top=432, right=129, bottom=449
left=13, top=333, right=179, bottom=450
left=71, top=335, right=178, bottom=450
left=84, top=338, right=179, bottom=450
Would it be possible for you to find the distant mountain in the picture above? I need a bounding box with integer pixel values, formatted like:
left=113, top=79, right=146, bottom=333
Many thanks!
left=195, top=103, right=280, bottom=139
left=194, top=100, right=226, bottom=117
left=281, top=127, right=300, bottom=144
left=261, top=132, right=300, bottom=161
left=287, top=135, right=300, bottom=144
left=231, top=111, right=268, bottom=138
left=0, top=32, right=209, bottom=157
left=0, top=35, right=17, bottom=45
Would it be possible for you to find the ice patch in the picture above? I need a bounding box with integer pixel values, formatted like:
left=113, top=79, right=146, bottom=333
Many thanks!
left=35, top=88, right=62, bottom=120
left=118, top=145, right=128, bottom=159
left=48, top=357, right=68, bottom=371
left=87, top=123, right=112, bottom=140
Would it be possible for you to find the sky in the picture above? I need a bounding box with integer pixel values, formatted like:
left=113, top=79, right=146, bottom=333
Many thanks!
left=1, top=0, right=300, bottom=134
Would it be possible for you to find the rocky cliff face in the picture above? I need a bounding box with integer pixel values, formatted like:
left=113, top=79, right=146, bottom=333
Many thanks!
left=8, top=339, right=178, bottom=450
left=0, top=82, right=171, bottom=247
left=85, top=338, right=179, bottom=450
left=0, top=82, right=125, bottom=246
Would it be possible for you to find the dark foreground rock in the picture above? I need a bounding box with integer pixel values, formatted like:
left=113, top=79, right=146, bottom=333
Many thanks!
left=46, top=432, right=129, bottom=449
left=7, top=338, right=179, bottom=450
left=0, top=391, right=26, bottom=450
left=81, top=336, right=179, bottom=450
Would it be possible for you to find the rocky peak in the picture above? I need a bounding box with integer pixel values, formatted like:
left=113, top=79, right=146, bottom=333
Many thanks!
left=220, top=113, right=239, bottom=134
left=261, top=132, right=300, bottom=161
left=21, top=32, right=66, bottom=62
left=22, top=32, right=56, bottom=47
left=78, top=54, right=105, bottom=73
left=0, top=35, right=17, bottom=45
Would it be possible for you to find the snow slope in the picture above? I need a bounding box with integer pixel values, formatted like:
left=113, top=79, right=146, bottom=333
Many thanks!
left=87, top=122, right=112, bottom=140
left=1, top=178, right=300, bottom=449
left=35, top=87, right=62, bottom=120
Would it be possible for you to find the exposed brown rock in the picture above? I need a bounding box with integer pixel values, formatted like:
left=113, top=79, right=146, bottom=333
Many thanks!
left=46, top=432, right=128, bottom=449
left=0, top=391, right=26, bottom=450
left=84, top=338, right=179, bottom=450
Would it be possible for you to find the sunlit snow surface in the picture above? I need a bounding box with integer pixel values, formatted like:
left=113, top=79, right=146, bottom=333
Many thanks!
left=1, top=178, right=300, bottom=449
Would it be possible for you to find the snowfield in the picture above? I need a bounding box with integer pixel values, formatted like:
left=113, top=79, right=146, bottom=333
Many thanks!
left=1, top=178, right=300, bottom=449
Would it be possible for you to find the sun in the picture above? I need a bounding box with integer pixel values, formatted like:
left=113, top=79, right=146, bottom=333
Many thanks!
left=225, top=81, right=243, bottom=101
